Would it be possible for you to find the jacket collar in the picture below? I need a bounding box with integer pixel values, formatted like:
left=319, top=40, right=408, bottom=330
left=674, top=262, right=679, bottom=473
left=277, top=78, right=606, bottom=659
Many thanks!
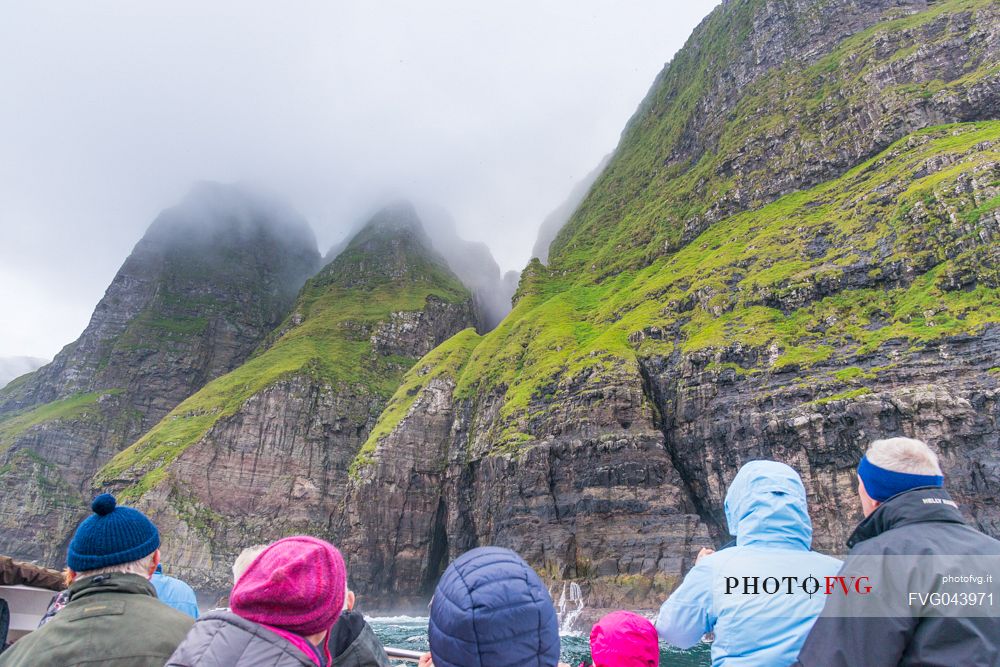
left=847, top=486, right=965, bottom=549
left=68, top=572, right=157, bottom=602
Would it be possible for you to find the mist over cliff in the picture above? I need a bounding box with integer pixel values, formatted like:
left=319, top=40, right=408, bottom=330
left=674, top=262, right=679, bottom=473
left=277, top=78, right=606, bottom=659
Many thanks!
left=327, top=202, right=519, bottom=332
left=94, top=203, right=478, bottom=592
left=0, top=357, right=47, bottom=390
left=532, top=154, right=611, bottom=263
left=0, top=182, right=322, bottom=563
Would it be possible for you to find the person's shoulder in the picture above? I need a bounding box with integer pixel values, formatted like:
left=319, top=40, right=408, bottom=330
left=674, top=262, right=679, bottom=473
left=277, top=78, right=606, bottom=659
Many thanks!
left=182, top=610, right=244, bottom=637
left=698, top=546, right=737, bottom=568
left=332, top=614, right=390, bottom=666
left=0, top=617, right=80, bottom=666
left=847, top=532, right=890, bottom=556
left=155, top=573, right=198, bottom=598
left=165, top=574, right=197, bottom=592
left=182, top=610, right=245, bottom=636
left=0, top=627, right=42, bottom=665
left=165, top=613, right=240, bottom=666
left=955, top=523, right=1000, bottom=554
left=175, top=578, right=197, bottom=595
left=807, top=550, right=843, bottom=569
left=851, top=519, right=995, bottom=555
left=133, top=593, right=195, bottom=628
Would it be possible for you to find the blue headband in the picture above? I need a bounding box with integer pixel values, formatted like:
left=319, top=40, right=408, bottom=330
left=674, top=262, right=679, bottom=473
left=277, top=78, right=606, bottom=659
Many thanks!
left=857, top=456, right=943, bottom=502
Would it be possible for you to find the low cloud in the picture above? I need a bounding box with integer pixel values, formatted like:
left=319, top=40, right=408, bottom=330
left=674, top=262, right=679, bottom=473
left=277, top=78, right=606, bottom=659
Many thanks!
left=0, top=0, right=718, bottom=358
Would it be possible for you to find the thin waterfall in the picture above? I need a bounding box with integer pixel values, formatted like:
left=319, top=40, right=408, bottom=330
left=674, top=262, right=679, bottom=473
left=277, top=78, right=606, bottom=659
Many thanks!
left=555, top=581, right=586, bottom=634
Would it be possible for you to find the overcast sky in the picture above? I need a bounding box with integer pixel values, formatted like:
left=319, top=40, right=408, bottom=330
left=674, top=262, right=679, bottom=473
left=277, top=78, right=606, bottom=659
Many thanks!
left=0, top=1, right=718, bottom=360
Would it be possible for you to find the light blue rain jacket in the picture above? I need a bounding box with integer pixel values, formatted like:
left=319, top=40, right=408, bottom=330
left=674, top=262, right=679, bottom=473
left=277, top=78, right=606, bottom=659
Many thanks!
left=656, top=461, right=841, bottom=667
left=152, top=564, right=200, bottom=619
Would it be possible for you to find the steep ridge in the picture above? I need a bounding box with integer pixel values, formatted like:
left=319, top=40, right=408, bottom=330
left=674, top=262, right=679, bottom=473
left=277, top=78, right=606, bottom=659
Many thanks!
left=532, top=154, right=611, bottom=263
left=1, top=183, right=319, bottom=415
left=0, top=183, right=320, bottom=564
left=97, top=204, right=477, bottom=591
left=0, top=357, right=47, bottom=391
left=554, top=0, right=998, bottom=277
left=345, top=0, right=1000, bottom=610
left=337, top=203, right=519, bottom=332
left=425, top=225, right=518, bottom=332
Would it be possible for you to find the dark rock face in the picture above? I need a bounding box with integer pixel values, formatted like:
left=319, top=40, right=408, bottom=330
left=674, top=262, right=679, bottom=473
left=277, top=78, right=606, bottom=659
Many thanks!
left=0, top=183, right=320, bottom=564
left=640, top=329, right=1000, bottom=553
left=110, top=207, right=478, bottom=593
left=343, top=376, right=463, bottom=601
left=343, top=368, right=713, bottom=610
left=371, top=297, right=474, bottom=358
left=0, top=392, right=142, bottom=565
left=133, top=376, right=384, bottom=592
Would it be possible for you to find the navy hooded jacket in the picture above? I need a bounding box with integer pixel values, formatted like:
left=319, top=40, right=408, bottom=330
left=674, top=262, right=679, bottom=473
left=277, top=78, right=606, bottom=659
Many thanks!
left=428, top=547, right=560, bottom=667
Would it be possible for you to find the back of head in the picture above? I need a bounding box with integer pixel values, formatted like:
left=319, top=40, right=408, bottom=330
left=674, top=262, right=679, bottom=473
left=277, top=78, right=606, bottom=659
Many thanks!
left=590, top=611, right=659, bottom=667
left=723, top=460, right=812, bottom=550
left=429, top=546, right=560, bottom=667
left=67, top=493, right=160, bottom=576
left=865, top=437, right=942, bottom=475
left=858, top=437, right=943, bottom=501
left=230, top=536, right=346, bottom=637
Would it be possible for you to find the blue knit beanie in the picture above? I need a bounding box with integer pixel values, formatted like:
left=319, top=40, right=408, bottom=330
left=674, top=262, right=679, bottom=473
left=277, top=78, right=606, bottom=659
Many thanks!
left=857, top=456, right=943, bottom=502
left=67, top=494, right=160, bottom=572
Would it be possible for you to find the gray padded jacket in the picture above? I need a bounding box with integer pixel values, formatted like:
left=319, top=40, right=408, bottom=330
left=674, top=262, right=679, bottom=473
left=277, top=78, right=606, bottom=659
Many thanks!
left=166, top=609, right=321, bottom=667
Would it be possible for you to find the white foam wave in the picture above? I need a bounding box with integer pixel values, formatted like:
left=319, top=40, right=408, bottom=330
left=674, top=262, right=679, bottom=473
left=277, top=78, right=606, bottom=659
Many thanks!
left=366, top=615, right=430, bottom=624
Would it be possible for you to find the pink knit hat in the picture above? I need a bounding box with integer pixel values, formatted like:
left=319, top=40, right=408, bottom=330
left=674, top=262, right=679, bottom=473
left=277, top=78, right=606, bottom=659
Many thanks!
left=590, top=611, right=660, bottom=667
left=230, top=535, right=346, bottom=636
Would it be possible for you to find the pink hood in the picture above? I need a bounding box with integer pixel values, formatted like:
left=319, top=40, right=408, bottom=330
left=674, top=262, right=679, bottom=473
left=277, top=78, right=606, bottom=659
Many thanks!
left=589, top=611, right=659, bottom=667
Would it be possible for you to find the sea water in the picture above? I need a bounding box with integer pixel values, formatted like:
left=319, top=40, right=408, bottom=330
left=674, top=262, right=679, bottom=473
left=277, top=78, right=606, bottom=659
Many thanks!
left=368, top=616, right=711, bottom=666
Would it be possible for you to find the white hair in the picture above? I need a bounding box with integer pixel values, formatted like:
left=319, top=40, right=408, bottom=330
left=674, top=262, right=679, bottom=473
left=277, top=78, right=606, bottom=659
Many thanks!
left=76, top=552, right=156, bottom=579
left=866, top=437, right=942, bottom=476
left=232, top=544, right=269, bottom=583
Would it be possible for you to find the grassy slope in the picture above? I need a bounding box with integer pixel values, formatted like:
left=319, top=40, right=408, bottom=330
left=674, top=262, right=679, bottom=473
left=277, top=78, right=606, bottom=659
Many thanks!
left=97, top=228, right=471, bottom=497
left=360, top=122, right=1000, bottom=456
left=352, top=327, right=482, bottom=472
left=550, top=0, right=997, bottom=278
left=0, top=390, right=122, bottom=451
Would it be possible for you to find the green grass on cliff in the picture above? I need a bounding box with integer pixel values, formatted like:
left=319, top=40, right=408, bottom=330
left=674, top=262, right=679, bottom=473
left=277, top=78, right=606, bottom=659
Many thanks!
left=0, top=390, right=122, bottom=451
left=351, top=327, right=482, bottom=473
left=810, top=387, right=874, bottom=406
left=549, top=0, right=998, bottom=278
left=97, top=232, right=472, bottom=497
left=357, top=123, right=1000, bottom=458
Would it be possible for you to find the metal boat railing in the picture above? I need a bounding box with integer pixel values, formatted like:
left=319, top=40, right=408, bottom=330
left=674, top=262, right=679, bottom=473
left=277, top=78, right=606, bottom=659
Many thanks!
left=385, top=646, right=424, bottom=662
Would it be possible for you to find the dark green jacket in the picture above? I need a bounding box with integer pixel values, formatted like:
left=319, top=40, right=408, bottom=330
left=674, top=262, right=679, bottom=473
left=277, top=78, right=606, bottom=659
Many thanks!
left=0, top=572, right=193, bottom=667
